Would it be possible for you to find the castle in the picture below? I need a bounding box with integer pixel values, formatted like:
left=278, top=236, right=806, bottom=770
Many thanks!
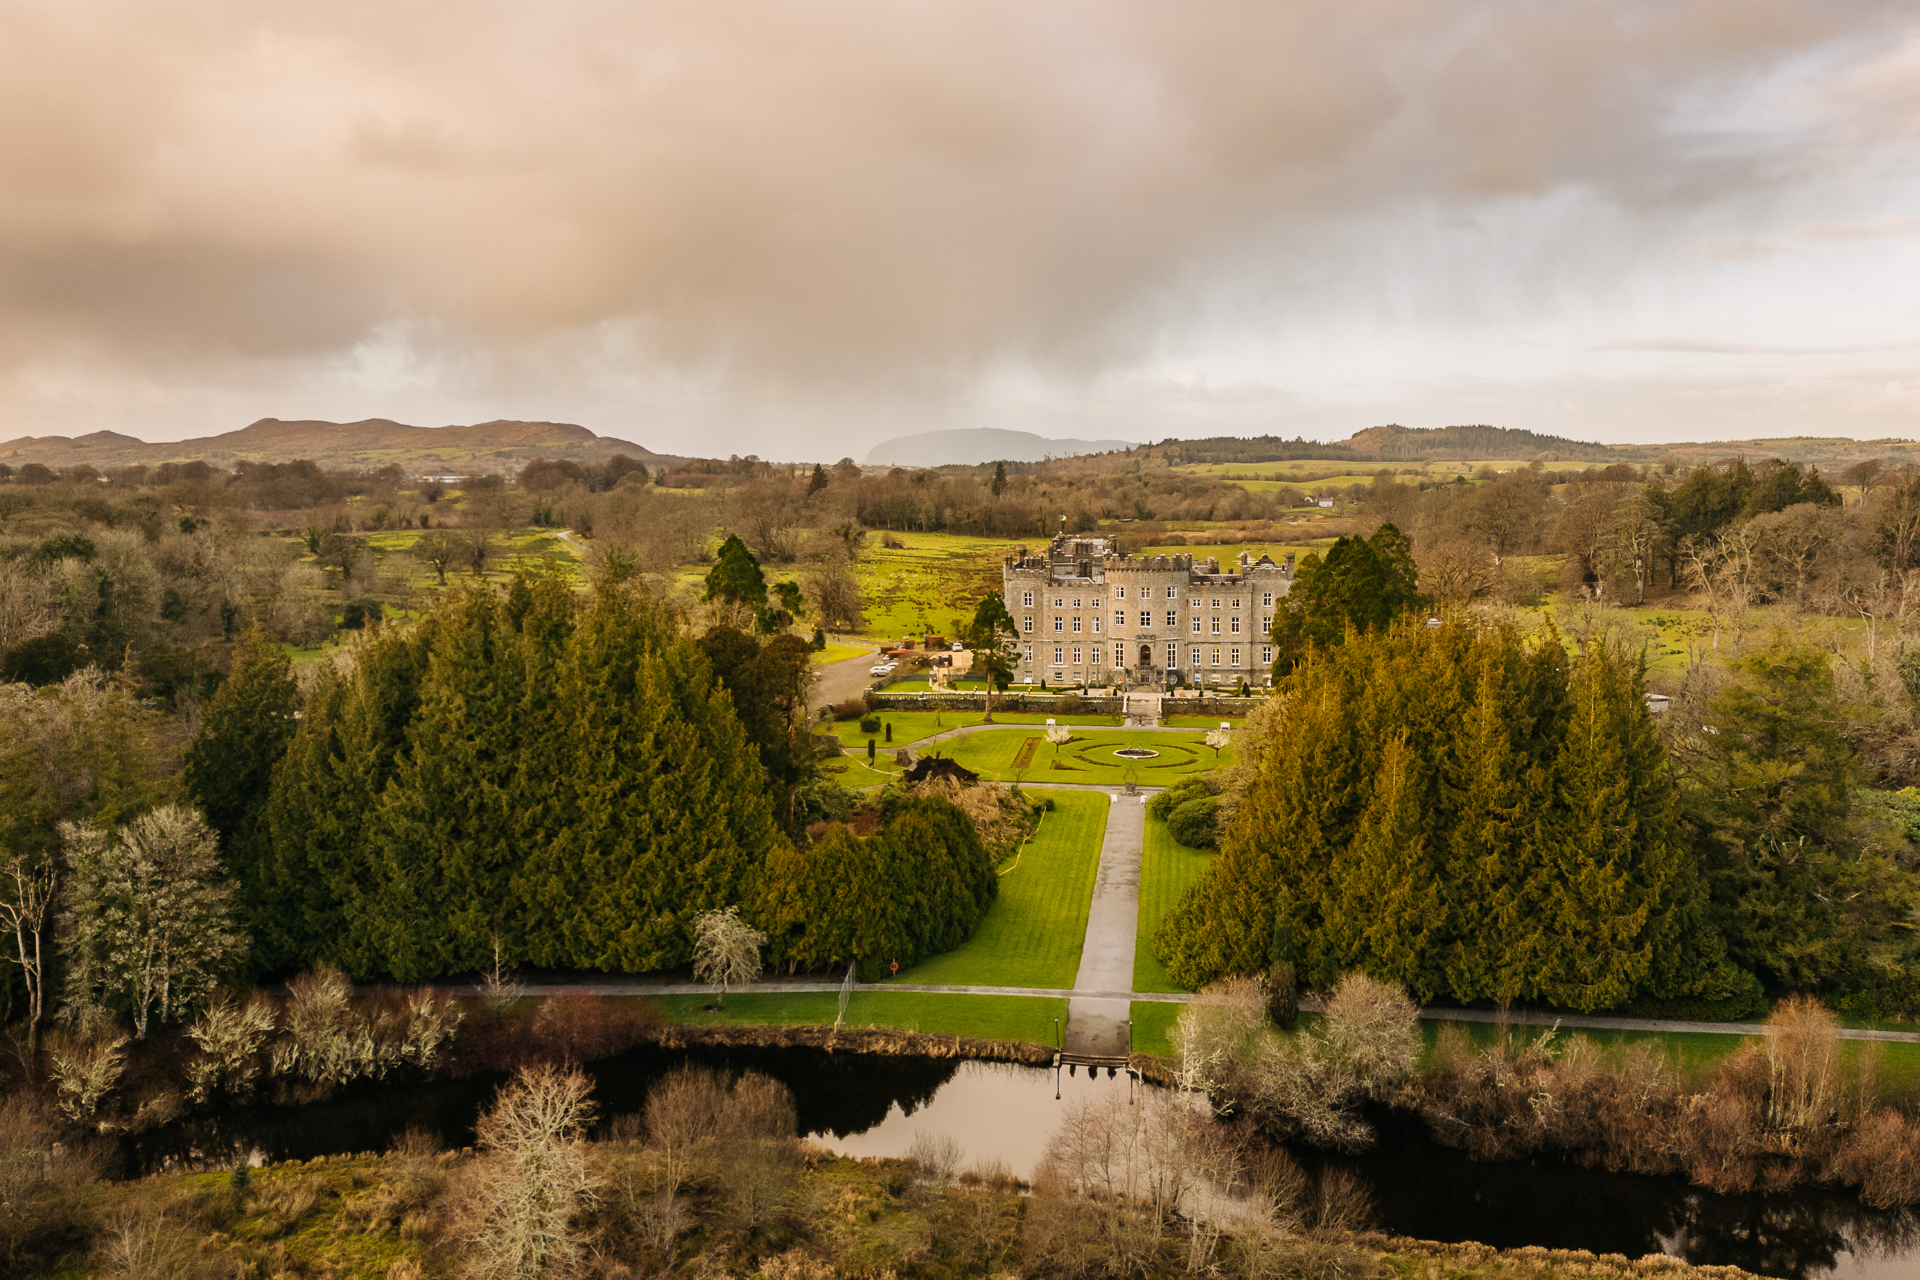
left=1001, top=531, right=1294, bottom=689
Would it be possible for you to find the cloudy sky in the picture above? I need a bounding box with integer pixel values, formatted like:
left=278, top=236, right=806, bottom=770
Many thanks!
left=3, top=0, right=1918, bottom=456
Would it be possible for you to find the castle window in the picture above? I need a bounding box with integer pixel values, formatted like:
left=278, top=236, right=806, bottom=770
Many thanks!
left=1262, top=592, right=1273, bottom=608
left=1261, top=646, right=1273, bottom=665
left=1262, top=615, right=1272, bottom=630
left=1023, top=591, right=1034, bottom=608
left=1053, top=618, right=1063, bottom=633
left=1231, top=648, right=1241, bottom=666
left=1211, top=648, right=1222, bottom=666
left=1054, top=597, right=1063, bottom=608
left=1189, top=646, right=1201, bottom=668
left=1115, top=643, right=1126, bottom=667
left=1023, top=617, right=1033, bottom=633
left=1166, top=586, right=1178, bottom=599
left=1053, top=647, right=1063, bottom=666
left=1115, top=610, right=1126, bottom=628
left=1210, top=618, right=1221, bottom=635
left=1071, top=646, right=1082, bottom=666
left=1072, top=617, right=1082, bottom=633
left=1092, top=617, right=1101, bottom=633
left=1139, top=611, right=1152, bottom=627
left=1211, top=598, right=1221, bottom=609
left=1166, top=643, right=1178, bottom=668
left=1230, top=617, right=1241, bottom=634
left=1114, top=586, right=1126, bottom=599
left=1165, top=611, right=1176, bottom=627
left=1072, top=598, right=1082, bottom=609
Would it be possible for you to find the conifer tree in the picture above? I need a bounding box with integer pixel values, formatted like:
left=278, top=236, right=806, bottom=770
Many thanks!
left=366, top=587, right=534, bottom=979
left=1317, top=736, right=1444, bottom=998
left=704, top=535, right=768, bottom=613
left=1158, top=616, right=1748, bottom=1011
left=515, top=586, right=782, bottom=972
left=184, top=627, right=297, bottom=965
left=267, top=621, right=435, bottom=974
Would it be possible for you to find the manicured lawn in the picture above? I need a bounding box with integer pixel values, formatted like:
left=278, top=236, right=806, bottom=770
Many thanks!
left=929, top=727, right=1236, bottom=785
left=891, top=789, right=1108, bottom=989
left=1162, top=713, right=1252, bottom=728
left=656, top=991, right=1068, bottom=1046
left=812, top=643, right=871, bottom=666
left=1134, top=816, right=1215, bottom=993
left=820, top=710, right=1124, bottom=750
left=817, top=756, right=897, bottom=788
left=1131, top=1001, right=1184, bottom=1057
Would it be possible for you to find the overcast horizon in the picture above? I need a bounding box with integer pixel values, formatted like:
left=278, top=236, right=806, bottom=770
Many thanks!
left=4, top=1, right=1919, bottom=457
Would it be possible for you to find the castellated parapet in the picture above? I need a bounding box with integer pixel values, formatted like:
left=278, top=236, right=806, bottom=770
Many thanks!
left=1001, top=532, right=1293, bottom=689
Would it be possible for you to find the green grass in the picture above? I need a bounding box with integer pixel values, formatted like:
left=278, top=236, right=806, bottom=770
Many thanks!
left=1131, top=1001, right=1184, bottom=1057
left=656, top=991, right=1068, bottom=1045
left=820, top=710, right=1124, bottom=750
left=1162, top=713, right=1250, bottom=728
left=890, top=790, right=1108, bottom=989
left=926, top=727, right=1236, bottom=784
left=811, top=643, right=870, bottom=666
left=1134, top=816, right=1215, bottom=993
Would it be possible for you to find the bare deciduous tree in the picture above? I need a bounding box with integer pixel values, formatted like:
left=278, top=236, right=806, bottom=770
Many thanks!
left=474, top=934, right=526, bottom=1015
left=413, top=530, right=460, bottom=586
left=0, top=851, right=56, bottom=1050
left=691, top=907, right=764, bottom=1008
left=461, top=1064, right=601, bottom=1280
left=803, top=563, right=866, bottom=634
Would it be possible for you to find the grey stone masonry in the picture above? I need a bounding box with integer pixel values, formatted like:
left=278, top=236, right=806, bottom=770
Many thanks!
left=1003, top=530, right=1293, bottom=691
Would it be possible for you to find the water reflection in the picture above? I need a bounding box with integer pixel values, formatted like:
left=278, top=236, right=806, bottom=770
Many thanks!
left=124, top=1050, right=1920, bottom=1280
left=125, top=1044, right=962, bottom=1174
left=1298, top=1112, right=1920, bottom=1280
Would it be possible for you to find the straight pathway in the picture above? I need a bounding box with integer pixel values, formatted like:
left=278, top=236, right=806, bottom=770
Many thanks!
left=1064, top=790, right=1149, bottom=1056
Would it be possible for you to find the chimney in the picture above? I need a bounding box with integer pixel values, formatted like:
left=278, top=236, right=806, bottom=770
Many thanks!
left=1284, top=552, right=1296, bottom=577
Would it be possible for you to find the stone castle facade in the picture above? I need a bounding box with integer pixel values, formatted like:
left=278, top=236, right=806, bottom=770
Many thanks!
left=1001, top=532, right=1294, bottom=689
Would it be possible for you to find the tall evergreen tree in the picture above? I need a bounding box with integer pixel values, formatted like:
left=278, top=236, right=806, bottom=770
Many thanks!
left=1159, top=617, right=1749, bottom=1012
left=365, top=587, right=535, bottom=979
left=183, top=627, right=297, bottom=966
left=704, top=535, right=768, bottom=612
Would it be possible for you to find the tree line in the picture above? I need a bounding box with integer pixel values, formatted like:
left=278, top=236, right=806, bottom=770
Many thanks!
left=1160, top=616, right=1759, bottom=1015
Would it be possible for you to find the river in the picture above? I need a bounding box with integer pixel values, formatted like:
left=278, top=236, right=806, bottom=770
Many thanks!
left=125, top=1046, right=1920, bottom=1279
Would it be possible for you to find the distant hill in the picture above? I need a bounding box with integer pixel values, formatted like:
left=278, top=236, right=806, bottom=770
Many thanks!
left=864, top=428, right=1135, bottom=467
left=1336, top=424, right=1621, bottom=462
left=0, top=418, right=675, bottom=473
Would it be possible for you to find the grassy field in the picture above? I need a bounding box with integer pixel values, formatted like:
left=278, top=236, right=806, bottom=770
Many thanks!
left=890, top=790, right=1108, bottom=989
left=840, top=533, right=1016, bottom=639
left=820, top=710, right=1123, bottom=750
left=655, top=990, right=1069, bottom=1045
left=1134, top=816, right=1215, bottom=993
left=812, top=642, right=871, bottom=665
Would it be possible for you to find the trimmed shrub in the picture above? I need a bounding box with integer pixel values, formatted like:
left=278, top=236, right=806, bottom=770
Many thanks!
left=1167, top=797, right=1220, bottom=849
left=858, top=715, right=882, bottom=734
left=832, top=698, right=867, bottom=721
left=1149, top=776, right=1213, bottom=821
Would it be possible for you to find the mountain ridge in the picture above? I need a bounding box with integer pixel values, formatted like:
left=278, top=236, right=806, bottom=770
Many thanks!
left=0, top=417, right=673, bottom=471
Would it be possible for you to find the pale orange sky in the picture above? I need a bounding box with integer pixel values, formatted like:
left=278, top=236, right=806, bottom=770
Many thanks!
left=2, top=1, right=1918, bottom=456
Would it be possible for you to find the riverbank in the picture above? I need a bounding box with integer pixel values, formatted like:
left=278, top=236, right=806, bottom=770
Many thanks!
left=16, top=1136, right=1785, bottom=1280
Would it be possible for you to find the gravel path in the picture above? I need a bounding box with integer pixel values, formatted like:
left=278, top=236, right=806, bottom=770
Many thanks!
left=1064, top=790, right=1149, bottom=1057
